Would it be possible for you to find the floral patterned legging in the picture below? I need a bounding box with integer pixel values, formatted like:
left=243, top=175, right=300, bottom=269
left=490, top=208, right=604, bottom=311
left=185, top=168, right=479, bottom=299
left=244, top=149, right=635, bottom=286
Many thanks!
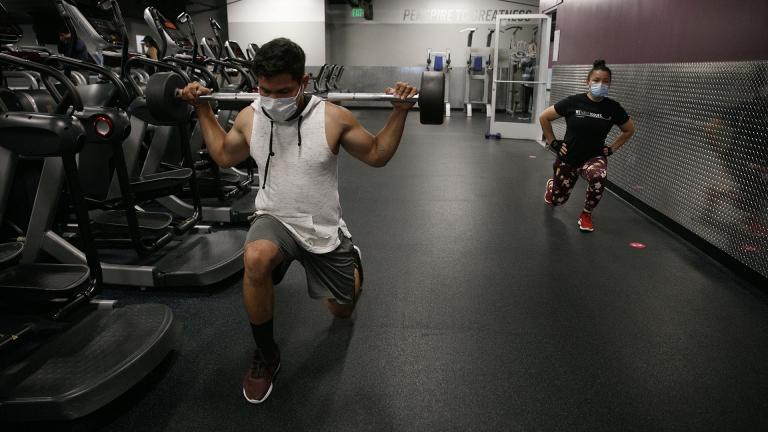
left=550, top=156, right=608, bottom=212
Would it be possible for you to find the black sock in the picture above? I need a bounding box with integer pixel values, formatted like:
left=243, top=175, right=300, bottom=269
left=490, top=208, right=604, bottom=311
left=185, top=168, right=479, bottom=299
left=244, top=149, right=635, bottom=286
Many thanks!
left=250, top=320, right=276, bottom=354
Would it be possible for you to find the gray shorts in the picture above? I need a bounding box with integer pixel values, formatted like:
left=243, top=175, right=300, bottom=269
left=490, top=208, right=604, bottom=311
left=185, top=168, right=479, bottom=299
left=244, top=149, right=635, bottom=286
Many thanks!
left=245, top=214, right=363, bottom=304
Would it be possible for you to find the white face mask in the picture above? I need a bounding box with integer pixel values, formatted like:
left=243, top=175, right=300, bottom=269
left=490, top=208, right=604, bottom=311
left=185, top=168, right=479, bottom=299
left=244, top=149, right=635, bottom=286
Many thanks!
left=261, top=84, right=303, bottom=121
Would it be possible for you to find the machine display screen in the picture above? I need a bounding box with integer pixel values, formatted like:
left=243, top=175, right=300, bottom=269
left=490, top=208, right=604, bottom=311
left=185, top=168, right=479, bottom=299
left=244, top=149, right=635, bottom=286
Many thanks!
left=78, top=5, right=122, bottom=48
left=90, top=17, right=121, bottom=46
left=160, top=18, right=193, bottom=51
left=228, top=41, right=245, bottom=59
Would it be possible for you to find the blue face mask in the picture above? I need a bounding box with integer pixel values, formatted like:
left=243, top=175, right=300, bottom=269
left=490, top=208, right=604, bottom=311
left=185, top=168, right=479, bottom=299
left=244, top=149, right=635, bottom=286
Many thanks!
left=589, top=82, right=609, bottom=98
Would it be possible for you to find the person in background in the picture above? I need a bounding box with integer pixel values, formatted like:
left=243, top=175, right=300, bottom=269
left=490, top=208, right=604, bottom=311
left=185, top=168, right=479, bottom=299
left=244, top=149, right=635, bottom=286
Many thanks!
left=518, top=43, right=536, bottom=121
left=142, top=35, right=159, bottom=60
left=539, top=59, right=636, bottom=232
left=57, top=28, right=94, bottom=63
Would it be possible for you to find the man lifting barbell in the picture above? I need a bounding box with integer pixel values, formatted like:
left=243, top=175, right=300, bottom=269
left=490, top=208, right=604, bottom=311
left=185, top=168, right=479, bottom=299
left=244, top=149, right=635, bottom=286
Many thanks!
left=178, top=37, right=418, bottom=405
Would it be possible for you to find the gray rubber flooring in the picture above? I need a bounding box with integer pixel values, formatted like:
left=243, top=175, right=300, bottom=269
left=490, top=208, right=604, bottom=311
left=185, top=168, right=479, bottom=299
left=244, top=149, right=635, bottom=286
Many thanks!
left=21, top=110, right=768, bottom=431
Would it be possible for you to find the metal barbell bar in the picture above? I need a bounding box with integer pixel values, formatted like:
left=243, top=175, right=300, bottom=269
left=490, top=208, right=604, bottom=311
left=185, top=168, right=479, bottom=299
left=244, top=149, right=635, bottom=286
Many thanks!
left=145, top=71, right=446, bottom=125
left=192, top=92, right=420, bottom=104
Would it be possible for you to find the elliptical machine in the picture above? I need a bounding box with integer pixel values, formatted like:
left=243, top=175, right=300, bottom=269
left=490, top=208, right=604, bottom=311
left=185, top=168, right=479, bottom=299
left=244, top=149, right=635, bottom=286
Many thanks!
left=0, top=27, right=179, bottom=421
left=41, top=0, right=248, bottom=288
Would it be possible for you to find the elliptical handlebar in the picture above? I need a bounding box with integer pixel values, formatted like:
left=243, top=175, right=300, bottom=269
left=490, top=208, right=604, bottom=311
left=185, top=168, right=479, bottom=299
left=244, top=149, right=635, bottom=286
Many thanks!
left=45, top=54, right=133, bottom=106
left=163, top=56, right=219, bottom=92
left=0, top=52, right=84, bottom=112
left=203, top=58, right=256, bottom=91
left=125, top=56, right=190, bottom=96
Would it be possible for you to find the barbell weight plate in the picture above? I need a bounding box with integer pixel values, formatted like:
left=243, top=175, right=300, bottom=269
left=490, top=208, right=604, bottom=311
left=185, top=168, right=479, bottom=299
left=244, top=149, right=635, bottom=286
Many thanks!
left=146, top=72, right=190, bottom=124
left=418, top=71, right=445, bottom=125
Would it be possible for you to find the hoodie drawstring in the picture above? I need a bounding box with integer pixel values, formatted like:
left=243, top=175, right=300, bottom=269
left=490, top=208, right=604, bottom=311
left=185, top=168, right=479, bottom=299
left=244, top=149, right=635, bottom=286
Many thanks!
left=262, top=121, right=275, bottom=189
left=297, top=116, right=303, bottom=147
left=261, top=115, right=304, bottom=190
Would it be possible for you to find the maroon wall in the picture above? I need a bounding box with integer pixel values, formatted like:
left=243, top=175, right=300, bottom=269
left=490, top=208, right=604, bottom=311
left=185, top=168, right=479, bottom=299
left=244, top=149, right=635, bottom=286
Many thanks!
left=553, top=0, right=768, bottom=65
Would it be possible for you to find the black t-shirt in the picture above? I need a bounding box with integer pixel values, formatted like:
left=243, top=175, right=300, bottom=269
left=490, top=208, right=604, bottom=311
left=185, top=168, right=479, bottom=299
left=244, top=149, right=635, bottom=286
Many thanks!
left=554, top=93, right=630, bottom=166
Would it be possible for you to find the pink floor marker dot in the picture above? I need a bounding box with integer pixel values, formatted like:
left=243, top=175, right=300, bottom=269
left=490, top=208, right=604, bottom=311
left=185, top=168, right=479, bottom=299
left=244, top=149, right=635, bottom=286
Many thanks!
left=629, top=242, right=647, bottom=249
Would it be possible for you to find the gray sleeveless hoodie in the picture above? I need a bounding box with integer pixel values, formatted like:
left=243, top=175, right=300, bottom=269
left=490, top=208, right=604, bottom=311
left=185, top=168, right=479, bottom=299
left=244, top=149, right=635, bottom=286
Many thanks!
left=249, top=95, right=351, bottom=253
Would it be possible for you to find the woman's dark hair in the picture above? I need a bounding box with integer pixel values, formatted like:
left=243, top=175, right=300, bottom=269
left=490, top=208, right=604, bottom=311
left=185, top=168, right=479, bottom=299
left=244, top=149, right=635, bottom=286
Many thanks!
left=588, top=59, right=612, bottom=80
left=142, top=35, right=158, bottom=49
left=251, top=37, right=305, bottom=82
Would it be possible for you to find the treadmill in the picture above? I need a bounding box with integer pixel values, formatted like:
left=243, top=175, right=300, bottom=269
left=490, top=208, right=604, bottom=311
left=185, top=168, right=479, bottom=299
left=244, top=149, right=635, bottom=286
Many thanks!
left=0, top=45, right=179, bottom=422
left=41, top=0, right=247, bottom=288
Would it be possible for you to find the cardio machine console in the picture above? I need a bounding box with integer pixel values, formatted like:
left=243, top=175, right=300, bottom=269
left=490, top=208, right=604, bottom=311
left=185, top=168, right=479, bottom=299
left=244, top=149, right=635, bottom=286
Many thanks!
left=144, top=7, right=193, bottom=57
left=225, top=40, right=246, bottom=60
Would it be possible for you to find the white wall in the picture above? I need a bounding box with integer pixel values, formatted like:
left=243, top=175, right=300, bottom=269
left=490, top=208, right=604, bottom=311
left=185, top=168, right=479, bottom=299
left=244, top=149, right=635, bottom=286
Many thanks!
left=327, top=0, right=538, bottom=24
left=325, top=0, right=538, bottom=66
left=226, top=0, right=326, bottom=65
left=326, top=23, right=537, bottom=67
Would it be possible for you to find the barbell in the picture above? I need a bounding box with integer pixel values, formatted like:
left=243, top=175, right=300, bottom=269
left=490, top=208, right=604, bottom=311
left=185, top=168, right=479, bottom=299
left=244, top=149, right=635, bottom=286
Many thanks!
left=145, top=71, right=446, bottom=125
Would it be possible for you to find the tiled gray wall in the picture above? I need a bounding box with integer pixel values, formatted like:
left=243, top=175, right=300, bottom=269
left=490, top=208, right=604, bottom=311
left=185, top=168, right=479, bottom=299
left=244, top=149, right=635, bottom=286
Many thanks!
left=550, top=62, right=768, bottom=278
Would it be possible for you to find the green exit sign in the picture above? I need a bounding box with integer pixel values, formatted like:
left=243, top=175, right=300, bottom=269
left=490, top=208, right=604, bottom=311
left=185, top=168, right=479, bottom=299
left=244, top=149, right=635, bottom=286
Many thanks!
left=351, top=7, right=364, bottom=17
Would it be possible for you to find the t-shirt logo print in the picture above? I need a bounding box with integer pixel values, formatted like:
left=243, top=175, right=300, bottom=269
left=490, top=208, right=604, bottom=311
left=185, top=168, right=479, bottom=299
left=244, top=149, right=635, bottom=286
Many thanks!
left=574, top=109, right=612, bottom=121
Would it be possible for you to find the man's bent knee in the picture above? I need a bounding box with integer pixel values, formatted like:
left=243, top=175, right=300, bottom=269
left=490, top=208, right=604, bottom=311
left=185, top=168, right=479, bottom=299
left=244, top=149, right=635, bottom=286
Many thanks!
left=244, top=241, right=282, bottom=279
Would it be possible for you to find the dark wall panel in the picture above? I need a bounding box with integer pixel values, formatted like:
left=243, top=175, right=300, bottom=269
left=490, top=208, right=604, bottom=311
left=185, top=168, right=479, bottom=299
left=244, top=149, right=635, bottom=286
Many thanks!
left=554, top=0, right=768, bottom=65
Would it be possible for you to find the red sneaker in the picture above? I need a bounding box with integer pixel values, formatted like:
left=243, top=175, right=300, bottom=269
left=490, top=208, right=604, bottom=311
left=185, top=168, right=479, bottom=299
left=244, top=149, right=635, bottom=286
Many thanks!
left=242, top=347, right=281, bottom=404
left=544, top=179, right=554, bottom=205
left=578, top=211, right=594, bottom=232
